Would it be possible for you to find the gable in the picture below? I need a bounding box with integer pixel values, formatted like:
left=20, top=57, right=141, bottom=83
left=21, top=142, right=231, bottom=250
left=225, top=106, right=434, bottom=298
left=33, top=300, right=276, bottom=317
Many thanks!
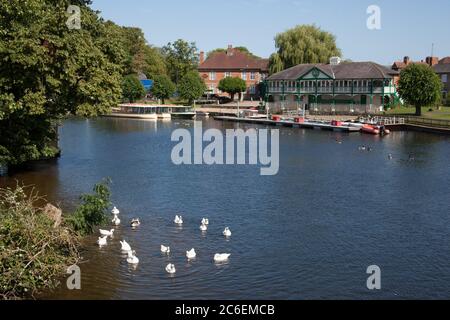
left=299, top=67, right=333, bottom=80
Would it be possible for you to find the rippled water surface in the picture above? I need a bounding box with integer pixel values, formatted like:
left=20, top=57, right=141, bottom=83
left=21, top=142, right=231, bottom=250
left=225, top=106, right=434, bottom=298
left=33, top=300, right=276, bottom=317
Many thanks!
left=1, top=117, right=449, bottom=300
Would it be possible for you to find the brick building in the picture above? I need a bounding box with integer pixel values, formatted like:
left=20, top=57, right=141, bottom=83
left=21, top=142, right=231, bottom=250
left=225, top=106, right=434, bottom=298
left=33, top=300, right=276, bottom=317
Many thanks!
left=198, top=45, right=269, bottom=100
left=433, top=57, right=450, bottom=103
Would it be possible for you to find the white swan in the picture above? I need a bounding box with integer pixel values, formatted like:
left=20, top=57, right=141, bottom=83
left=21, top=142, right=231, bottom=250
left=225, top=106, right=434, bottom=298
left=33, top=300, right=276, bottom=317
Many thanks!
left=214, top=253, right=231, bottom=263
left=120, top=240, right=132, bottom=252
left=223, top=227, right=232, bottom=237
left=174, top=215, right=183, bottom=225
left=186, top=248, right=196, bottom=259
left=201, top=218, right=209, bottom=225
left=112, top=216, right=121, bottom=226
left=127, top=250, right=139, bottom=264
left=111, top=206, right=120, bottom=215
left=165, top=263, right=176, bottom=274
left=130, top=218, right=141, bottom=228
left=161, top=245, right=170, bottom=254
left=200, top=223, right=208, bottom=232
left=99, top=229, right=114, bottom=237
left=97, top=236, right=108, bottom=247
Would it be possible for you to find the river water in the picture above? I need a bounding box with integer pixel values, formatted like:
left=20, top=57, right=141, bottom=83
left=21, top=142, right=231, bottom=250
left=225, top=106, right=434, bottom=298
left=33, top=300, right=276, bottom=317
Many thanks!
left=1, top=117, right=449, bottom=300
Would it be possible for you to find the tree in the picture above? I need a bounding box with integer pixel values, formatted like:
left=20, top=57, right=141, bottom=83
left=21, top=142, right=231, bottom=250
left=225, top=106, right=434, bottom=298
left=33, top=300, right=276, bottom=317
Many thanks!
left=397, top=64, right=442, bottom=116
left=207, top=46, right=260, bottom=59
left=269, top=24, right=342, bottom=74
left=178, top=71, right=207, bottom=105
left=0, top=1, right=125, bottom=165
left=162, top=39, right=199, bottom=84
left=143, top=46, right=167, bottom=79
left=122, top=75, right=146, bottom=102
left=218, top=77, right=247, bottom=101
left=152, top=75, right=176, bottom=104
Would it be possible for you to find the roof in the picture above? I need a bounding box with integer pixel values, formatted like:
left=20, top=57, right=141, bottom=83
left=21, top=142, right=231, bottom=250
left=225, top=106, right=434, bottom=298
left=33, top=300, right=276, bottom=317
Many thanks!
left=267, top=62, right=398, bottom=81
left=439, top=57, right=450, bottom=64
left=392, top=60, right=427, bottom=70
left=433, top=63, right=450, bottom=73
left=199, top=48, right=269, bottom=72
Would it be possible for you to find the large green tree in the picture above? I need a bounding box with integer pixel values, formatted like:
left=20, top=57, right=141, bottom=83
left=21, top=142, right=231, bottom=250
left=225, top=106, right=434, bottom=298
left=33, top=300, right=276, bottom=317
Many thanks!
left=397, top=64, right=442, bottom=116
left=178, top=71, right=206, bottom=105
left=152, top=75, right=176, bottom=104
left=0, top=0, right=125, bottom=165
left=269, top=24, right=342, bottom=74
left=207, top=46, right=261, bottom=59
left=122, top=75, right=146, bottom=103
left=162, top=39, right=199, bottom=84
left=218, top=77, right=247, bottom=101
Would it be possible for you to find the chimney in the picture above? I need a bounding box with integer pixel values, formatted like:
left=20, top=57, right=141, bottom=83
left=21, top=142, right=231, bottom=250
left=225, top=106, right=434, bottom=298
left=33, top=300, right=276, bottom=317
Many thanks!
left=199, top=51, right=205, bottom=64
left=226, top=45, right=233, bottom=56
left=403, top=56, right=410, bottom=65
left=426, top=56, right=439, bottom=66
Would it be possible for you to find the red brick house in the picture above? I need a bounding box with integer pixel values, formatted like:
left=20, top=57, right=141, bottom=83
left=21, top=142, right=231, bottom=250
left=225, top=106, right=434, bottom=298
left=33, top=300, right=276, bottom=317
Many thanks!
left=198, top=45, right=269, bottom=100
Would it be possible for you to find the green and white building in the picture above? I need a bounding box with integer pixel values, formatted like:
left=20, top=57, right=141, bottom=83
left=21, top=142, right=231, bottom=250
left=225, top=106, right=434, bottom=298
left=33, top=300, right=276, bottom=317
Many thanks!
left=265, top=58, right=399, bottom=114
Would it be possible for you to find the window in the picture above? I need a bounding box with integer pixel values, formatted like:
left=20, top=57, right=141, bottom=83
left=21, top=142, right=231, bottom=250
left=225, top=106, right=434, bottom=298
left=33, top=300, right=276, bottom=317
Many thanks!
left=442, top=74, right=448, bottom=83
left=225, top=72, right=231, bottom=78
left=249, top=85, right=256, bottom=94
left=209, top=84, right=215, bottom=94
left=242, top=72, right=247, bottom=80
left=209, top=72, right=216, bottom=81
left=250, top=72, right=256, bottom=80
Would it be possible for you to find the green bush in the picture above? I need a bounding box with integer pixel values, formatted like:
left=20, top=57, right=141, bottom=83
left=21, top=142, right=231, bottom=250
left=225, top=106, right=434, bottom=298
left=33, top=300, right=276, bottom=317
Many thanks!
left=66, top=180, right=111, bottom=236
left=0, top=186, right=79, bottom=299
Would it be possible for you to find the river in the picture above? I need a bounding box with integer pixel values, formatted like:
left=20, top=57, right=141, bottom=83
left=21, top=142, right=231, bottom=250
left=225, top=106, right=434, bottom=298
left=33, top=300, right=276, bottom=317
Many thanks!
left=1, top=117, right=449, bottom=299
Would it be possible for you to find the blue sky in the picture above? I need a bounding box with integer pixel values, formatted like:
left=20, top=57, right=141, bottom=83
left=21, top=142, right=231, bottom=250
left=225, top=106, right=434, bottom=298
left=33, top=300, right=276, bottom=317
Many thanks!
left=91, top=0, right=450, bottom=65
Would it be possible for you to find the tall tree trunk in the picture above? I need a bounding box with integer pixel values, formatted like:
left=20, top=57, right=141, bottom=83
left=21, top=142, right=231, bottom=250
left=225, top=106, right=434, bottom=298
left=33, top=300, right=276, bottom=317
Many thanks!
left=415, top=105, right=422, bottom=116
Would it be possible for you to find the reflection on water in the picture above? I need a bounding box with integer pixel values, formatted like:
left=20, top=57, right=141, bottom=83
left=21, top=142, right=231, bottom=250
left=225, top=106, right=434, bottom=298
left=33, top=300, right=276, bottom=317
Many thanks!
left=1, top=117, right=450, bottom=300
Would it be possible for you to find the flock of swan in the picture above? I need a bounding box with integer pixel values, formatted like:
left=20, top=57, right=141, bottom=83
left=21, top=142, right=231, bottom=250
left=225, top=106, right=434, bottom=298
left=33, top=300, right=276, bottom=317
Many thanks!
left=96, top=207, right=231, bottom=274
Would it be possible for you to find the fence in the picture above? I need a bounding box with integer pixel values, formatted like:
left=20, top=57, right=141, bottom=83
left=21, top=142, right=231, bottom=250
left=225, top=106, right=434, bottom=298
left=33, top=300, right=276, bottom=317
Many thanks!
left=402, top=116, right=450, bottom=129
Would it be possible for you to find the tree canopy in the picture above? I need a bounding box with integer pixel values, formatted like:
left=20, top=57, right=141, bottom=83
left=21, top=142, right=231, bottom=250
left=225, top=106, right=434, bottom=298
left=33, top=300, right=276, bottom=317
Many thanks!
left=152, top=75, right=176, bottom=104
left=122, top=75, right=146, bottom=103
left=269, top=24, right=342, bottom=74
left=162, top=39, right=199, bottom=84
left=177, top=71, right=206, bottom=105
left=207, top=46, right=261, bottom=59
left=397, top=64, right=442, bottom=116
left=0, top=0, right=125, bottom=165
left=218, top=77, right=247, bottom=101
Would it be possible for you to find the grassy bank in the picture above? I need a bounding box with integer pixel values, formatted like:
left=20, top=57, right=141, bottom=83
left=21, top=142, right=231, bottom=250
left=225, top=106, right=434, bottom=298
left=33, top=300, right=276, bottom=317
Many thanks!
left=384, top=106, right=450, bottom=120
left=0, top=181, right=111, bottom=299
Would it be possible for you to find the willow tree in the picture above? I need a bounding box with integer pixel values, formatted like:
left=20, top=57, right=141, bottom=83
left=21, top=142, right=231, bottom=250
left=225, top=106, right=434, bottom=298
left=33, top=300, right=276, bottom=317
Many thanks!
left=0, top=0, right=125, bottom=165
left=397, top=64, right=442, bottom=116
left=269, top=24, right=342, bottom=74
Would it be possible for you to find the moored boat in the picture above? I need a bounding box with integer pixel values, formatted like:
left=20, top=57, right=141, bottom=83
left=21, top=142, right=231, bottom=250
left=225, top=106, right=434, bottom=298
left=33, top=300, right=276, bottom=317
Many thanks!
left=361, top=124, right=380, bottom=135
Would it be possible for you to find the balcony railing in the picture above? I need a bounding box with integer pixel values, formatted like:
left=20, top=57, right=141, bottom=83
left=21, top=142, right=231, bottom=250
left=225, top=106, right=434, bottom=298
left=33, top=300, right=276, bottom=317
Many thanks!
left=266, top=86, right=394, bottom=95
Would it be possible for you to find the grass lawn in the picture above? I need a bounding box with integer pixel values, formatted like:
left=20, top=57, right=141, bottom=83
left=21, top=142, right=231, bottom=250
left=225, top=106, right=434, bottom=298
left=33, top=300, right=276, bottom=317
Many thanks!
left=384, top=106, right=450, bottom=120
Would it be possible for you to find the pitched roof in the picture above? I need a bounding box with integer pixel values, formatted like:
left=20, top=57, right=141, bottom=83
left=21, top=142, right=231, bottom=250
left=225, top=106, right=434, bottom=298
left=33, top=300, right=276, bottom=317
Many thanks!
left=198, top=48, right=269, bottom=72
left=439, top=57, right=450, bottom=64
left=267, top=62, right=398, bottom=81
left=433, top=63, right=450, bottom=73
left=392, top=60, right=427, bottom=70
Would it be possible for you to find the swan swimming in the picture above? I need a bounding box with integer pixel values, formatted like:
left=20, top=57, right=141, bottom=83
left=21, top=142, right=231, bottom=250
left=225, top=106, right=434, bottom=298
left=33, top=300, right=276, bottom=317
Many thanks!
left=127, top=250, right=139, bottom=264
left=165, top=263, right=176, bottom=274
left=130, top=218, right=141, bottom=228
left=186, top=248, right=196, bottom=259
left=223, top=227, right=232, bottom=237
left=174, top=215, right=183, bottom=225
left=161, top=245, right=171, bottom=254
left=97, top=236, right=108, bottom=247
left=201, top=218, right=209, bottom=225
left=120, top=240, right=132, bottom=252
left=112, top=216, right=121, bottom=226
left=99, top=229, right=114, bottom=237
left=214, top=253, right=231, bottom=263
left=200, top=223, right=208, bottom=232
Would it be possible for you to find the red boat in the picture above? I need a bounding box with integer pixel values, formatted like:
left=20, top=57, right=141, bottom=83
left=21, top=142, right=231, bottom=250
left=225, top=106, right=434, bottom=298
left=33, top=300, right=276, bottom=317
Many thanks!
left=361, top=124, right=380, bottom=135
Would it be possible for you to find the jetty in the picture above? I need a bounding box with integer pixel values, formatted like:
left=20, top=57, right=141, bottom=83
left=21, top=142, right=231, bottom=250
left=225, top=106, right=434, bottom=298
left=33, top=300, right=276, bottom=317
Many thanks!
left=214, top=116, right=362, bottom=133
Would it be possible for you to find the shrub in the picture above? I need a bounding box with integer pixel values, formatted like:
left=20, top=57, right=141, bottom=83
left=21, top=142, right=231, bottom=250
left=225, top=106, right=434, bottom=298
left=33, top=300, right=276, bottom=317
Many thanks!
left=66, top=180, right=111, bottom=236
left=0, top=186, right=79, bottom=299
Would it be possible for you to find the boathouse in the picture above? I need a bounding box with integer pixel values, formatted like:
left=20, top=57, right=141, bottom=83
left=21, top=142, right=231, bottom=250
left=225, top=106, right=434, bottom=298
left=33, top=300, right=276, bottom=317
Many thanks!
left=264, top=58, right=399, bottom=114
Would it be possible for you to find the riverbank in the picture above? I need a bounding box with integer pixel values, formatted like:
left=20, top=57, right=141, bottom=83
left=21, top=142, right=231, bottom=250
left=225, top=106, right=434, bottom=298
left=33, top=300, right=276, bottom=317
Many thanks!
left=0, top=181, right=111, bottom=299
